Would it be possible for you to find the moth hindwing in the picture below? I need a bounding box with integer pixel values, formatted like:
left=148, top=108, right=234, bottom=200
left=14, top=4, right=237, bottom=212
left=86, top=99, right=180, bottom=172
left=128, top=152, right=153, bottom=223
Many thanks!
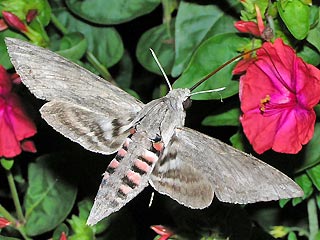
left=5, top=38, right=304, bottom=225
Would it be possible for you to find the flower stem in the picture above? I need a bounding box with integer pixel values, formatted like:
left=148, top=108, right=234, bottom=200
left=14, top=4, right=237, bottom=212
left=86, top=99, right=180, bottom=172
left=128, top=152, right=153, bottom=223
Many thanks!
left=0, top=204, right=16, bottom=223
left=85, top=51, right=114, bottom=83
left=308, top=197, right=318, bottom=240
left=161, top=0, right=173, bottom=38
left=6, top=170, right=24, bottom=222
left=16, top=227, right=31, bottom=240
left=50, top=14, right=68, bottom=35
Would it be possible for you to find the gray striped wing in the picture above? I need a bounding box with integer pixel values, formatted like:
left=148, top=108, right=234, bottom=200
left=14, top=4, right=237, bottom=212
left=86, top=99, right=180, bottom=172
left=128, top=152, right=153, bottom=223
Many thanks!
left=150, top=127, right=303, bottom=206
left=6, top=38, right=144, bottom=154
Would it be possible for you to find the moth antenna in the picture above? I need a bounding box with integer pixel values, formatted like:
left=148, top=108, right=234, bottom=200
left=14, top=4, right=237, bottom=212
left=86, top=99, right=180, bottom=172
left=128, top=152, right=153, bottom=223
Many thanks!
left=150, top=48, right=173, bottom=91
left=190, top=47, right=260, bottom=92
left=190, top=87, right=226, bottom=96
left=148, top=191, right=155, bottom=208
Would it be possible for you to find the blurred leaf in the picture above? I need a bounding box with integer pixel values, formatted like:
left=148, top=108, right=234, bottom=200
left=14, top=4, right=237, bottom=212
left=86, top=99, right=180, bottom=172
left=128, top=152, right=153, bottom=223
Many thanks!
left=172, top=1, right=240, bottom=77
left=0, top=236, right=21, bottom=240
left=292, top=174, right=313, bottom=206
left=136, top=21, right=174, bottom=75
left=55, top=9, right=124, bottom=68
left=173, top=33, right=250, bottom=100
left=230, top=131, right=245, bottom=151
left=65, top=0, right=160, bottom=24
left=52, top=223, right=69, bottom=240
left=24, top=154, right=77, bottom=236
left=287, top=231, right=297, bottom=240
left=296, top=123, right=320, bottom=172
left=56, top=32, right=87, bottom=60
left=277, top=0, right=310, bottom=40
left=307, top=163, right=320, bottom=191
left=0, top=158, right=13, bottom=170
left=202, top=108, right=240, bottom=127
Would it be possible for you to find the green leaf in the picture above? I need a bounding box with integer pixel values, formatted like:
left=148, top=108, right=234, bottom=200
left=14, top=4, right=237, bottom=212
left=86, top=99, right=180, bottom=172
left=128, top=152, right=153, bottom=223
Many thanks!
left=172, top=1, right=240, bottom=77
left=307, top=9, right=320, bottom=52
left=65, top=0, right=160, bottom=24
left=307, top=163, right=320, bottom=191
left=68, top=201, right=95, bottom=240
left=288, top=231, right=297, bottom=240
left=24, top=154, right=77, bottom=236
left=27, top=0, right=52, bottom=26
left=136, top=21, right=175, bottom=75
left=0, top=30, right=27, bottom=69
left=202, top=108, right=240, bottom=127
left=292, top=174, right=313, bottom=206
left=279, top=198, right=290, bottom=208
left=55, top=9, right=124, bottom=68
left=56, top=32, right=88, bottom=60
left=295, top=123, right=320, bottom=172
left=173, top=33, right=250, bottom=100
left=0, top=158, right=14, bottom=170
left=68, top=199, right=110, bottom=239
left=298, top=43, right=320, bottom=66
left=230, top=131, right=246, bottom=152
left=277, top=0, right=310, bottom=40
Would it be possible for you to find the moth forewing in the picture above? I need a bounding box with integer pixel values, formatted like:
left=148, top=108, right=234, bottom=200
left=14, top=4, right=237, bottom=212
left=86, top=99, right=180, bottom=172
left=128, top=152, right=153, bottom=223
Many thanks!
left=5, top=38, right=303, bottom=226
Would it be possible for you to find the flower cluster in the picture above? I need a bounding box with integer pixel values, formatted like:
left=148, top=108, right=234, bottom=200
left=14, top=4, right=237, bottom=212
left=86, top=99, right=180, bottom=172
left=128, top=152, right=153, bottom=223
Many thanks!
left=0, top=65, right=37, bottom=158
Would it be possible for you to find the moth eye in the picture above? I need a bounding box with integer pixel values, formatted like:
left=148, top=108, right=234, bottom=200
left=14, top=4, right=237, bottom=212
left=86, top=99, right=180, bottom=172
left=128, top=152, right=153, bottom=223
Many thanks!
left=182, top=98, right=192, bottom=110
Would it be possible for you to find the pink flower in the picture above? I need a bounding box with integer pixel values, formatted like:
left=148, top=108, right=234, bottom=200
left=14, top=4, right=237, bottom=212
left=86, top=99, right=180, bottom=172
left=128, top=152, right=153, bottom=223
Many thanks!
left=0, top=65, right=37, bottom=158
left=0, top=217, right=11, bottom=228
left=151, top=225, right=174, bottom=240
left=233, top=53, right=256, bottom=75
left=2, top=11, right=27, bottom=33
left=234, top=5, right=265, bottom=37
left=240, top=39, right=320, bottom=154
left=234, top=20, right=261, bottom=36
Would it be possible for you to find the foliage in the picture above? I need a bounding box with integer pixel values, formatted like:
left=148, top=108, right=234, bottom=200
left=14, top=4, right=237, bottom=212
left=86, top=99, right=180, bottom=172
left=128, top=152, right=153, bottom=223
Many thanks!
left=0, top=0, right=319, bottom=239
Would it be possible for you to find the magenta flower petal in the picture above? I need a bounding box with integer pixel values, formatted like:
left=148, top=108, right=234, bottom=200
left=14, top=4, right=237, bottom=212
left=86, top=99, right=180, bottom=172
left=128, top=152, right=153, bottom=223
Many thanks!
left=0, top=65, right=37, bottom=158
left=0, top=99, right=22, bottom=157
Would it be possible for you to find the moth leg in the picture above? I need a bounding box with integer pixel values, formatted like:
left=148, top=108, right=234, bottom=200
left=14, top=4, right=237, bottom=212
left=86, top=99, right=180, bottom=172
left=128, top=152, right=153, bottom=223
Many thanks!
left=150, top=134, right=164, bottom=153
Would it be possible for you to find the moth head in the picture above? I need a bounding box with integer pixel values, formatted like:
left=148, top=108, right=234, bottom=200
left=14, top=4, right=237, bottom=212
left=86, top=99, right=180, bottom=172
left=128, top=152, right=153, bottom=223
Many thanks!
left=166, top=88, right=192, bottom=111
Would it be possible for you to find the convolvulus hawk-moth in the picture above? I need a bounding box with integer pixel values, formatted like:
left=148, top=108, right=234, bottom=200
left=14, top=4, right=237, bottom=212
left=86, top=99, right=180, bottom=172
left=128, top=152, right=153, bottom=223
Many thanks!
left=5, top=38, right=303, bottom=225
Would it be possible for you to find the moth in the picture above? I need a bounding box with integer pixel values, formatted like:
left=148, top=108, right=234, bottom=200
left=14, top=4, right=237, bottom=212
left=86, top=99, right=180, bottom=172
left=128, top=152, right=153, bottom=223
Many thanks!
left=5, top=38, right=303, bottom=225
